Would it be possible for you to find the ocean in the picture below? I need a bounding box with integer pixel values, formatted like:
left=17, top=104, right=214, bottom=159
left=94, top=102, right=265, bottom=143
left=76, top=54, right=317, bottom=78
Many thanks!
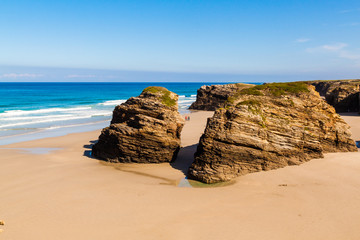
left=0, top=82, right=229, bottom=145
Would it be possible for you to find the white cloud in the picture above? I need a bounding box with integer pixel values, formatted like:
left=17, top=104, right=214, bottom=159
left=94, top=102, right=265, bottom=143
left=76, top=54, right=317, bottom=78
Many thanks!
left=340, top=8, right=360, bottom=14
left=340, top=9, right=353, bottom=14
left=0, top=73, right=44, bottom=79
left=66, top=74, right=97, bottom=78
left=321, top=43, right=348, bottom=51
left=306, top=42, right=360, bottom=62
left=339, top=51, right=360, bottom=60
left=307, top=43, right=348, bottom=52
left=295, top=38, right=310, bottom=43
left=341, top=22, right=360, bottom=26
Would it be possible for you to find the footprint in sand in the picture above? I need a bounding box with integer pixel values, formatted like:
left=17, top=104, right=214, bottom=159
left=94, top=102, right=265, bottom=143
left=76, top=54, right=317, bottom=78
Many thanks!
left=0, top=220, right=4, bottom=232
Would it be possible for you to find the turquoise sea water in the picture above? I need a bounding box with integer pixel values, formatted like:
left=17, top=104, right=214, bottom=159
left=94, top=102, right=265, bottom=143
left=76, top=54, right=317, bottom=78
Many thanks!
left=0, top=82, right=263, bottom=145
left=0, top=82, right=233, bottom=144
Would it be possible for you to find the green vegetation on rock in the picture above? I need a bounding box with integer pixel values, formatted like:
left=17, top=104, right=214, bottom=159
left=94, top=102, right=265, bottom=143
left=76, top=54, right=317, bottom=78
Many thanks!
left=304, top=79, right=360, bottom=84
left=248, top=82, right=310, bottom=97
left=239, top=87, right=264, bottom=96
left=142, top=86, right=176, bottom=107
left=236, top=99, right=266, bottom=128
left=227, top=82, right=310, bottom=104
left=236, top=99, right=261, bottom=107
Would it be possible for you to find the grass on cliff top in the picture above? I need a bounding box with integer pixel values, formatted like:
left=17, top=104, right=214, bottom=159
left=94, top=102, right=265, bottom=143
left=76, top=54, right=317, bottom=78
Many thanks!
left=142, top=86, right=176, bottom=107
left=303, top=79, right=360, bottom=83
left=227, top=82, right=309, bottom=104
left=256, top=82, right=310, bottom=96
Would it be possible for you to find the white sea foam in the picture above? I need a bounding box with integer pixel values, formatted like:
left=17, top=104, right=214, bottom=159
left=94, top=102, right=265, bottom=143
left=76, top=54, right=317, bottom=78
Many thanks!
left=0, top=95, right=196, bottom=132
left=0, top=115, right=99, bottom=128
left=46, top=120, right=110, bottom=130
left=0, top=105, right=113, bottom=129
left=0, top=114, right=73, bottom=121
left=178, top=100, right=196, bottom=104
left=99, top=100, right=126, bottom=106
left=0, top=107, right=92, bottom=117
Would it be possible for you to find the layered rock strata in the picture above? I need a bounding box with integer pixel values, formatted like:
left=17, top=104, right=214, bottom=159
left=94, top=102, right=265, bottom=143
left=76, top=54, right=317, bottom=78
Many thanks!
left=92, top=87, right=184, bottom=163
left=309, top=80, right=360, bottom=112
left=189, top=83, right=254, bottom=111
left=189, top=82, right=357, bottom=183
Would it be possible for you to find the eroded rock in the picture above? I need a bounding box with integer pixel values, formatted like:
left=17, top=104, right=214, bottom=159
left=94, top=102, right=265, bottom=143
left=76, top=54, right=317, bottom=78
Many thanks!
left=309, top=79, right=360, bottom=112
left=189, top=82, right=357, bottom=183
left=189, top=83, right=254, bottom=111
left=92, top=87, right=184, bottom=163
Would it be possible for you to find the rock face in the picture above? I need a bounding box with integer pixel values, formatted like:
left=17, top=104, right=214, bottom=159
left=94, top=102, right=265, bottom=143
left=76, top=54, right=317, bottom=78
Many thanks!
left=92, top=87, right=184, bottom=163
left=309, top=80, right=360, bottom=112
left=189, top=82, right=357, bottom=183
left=189, top=83, right=254, bottom=111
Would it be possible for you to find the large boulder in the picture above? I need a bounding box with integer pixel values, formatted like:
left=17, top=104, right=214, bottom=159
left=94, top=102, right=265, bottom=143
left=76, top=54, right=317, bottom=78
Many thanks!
left=189, top=82, right=357, bottom=183
left=189, top=83, right=254, bottom=111
left=92, top=87, right=184, bottom=163
left=309, top=80, right=360, bottom=112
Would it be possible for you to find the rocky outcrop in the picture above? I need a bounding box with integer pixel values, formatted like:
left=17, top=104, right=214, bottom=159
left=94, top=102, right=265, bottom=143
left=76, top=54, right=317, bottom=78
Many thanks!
left=189, top=83, right=254, bottom=111
left=189, top=82, right=357, bottom=183
left=309, top=80, right=360, bottom=112
left=92, top=87, right=184, bottom=163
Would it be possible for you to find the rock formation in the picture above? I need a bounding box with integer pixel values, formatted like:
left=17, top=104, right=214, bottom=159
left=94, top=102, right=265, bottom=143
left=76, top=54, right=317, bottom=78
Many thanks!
left=190, top=80, right=360, bottom=113
left=92, top=87, right=184, bottom=163
left=189, top=82, right=357, bottom=183
left=189, top=83, right=254, bottom=111
left=309, top=79, right=360, bottom=112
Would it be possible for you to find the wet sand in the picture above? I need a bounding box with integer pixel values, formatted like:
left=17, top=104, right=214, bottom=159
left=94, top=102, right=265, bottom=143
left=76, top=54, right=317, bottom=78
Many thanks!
left=0, top=111, right=359, bottom=240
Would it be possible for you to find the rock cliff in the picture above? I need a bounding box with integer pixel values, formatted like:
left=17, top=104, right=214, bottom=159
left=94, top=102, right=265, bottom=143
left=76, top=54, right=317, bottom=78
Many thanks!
left=189, top=83, right=254, bottom=111
left=309, top=80, right=360, bottom=112
left=189, top=82, right=357, bottom=183
left=92, top=87, right=184, bottom=163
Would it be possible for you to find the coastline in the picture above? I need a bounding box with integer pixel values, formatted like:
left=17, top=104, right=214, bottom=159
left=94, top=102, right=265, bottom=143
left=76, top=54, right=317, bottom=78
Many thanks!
left=0, top=82, right=205, bottom=143
left=0, top=111, right=359, bottom=239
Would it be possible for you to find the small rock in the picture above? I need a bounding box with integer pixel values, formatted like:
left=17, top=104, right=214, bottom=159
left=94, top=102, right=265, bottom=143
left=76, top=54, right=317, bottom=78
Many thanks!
left=0, top=221, right=4, bottom=225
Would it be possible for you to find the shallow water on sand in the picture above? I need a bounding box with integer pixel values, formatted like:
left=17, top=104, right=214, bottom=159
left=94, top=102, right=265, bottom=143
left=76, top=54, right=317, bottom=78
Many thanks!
left=0, top=147, right=61, bottom=154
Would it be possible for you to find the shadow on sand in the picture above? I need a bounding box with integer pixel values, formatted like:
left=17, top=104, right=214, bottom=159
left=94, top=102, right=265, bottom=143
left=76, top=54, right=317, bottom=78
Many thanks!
left=170, top=144, right=198, bottom=175
left=83, top=140, right=202, bottom=183
left=82, top=141, right=234, bottom=188
left=83, top=140, right=98, bottom=158
left=83, top=140, right=198, bottom=176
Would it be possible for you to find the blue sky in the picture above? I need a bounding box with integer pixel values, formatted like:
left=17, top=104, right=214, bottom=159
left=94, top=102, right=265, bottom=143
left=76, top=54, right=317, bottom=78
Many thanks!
left=0, top=0, right=360, bottom=82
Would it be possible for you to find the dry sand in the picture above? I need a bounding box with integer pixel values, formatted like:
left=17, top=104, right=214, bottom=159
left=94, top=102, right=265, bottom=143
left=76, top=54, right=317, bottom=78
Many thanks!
left=0, top=111, right=360, bottom=240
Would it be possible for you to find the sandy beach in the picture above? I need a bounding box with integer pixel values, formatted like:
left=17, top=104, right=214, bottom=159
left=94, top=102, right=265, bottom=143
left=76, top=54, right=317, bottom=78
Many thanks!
left=0, top=111, right=359, bottom=240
